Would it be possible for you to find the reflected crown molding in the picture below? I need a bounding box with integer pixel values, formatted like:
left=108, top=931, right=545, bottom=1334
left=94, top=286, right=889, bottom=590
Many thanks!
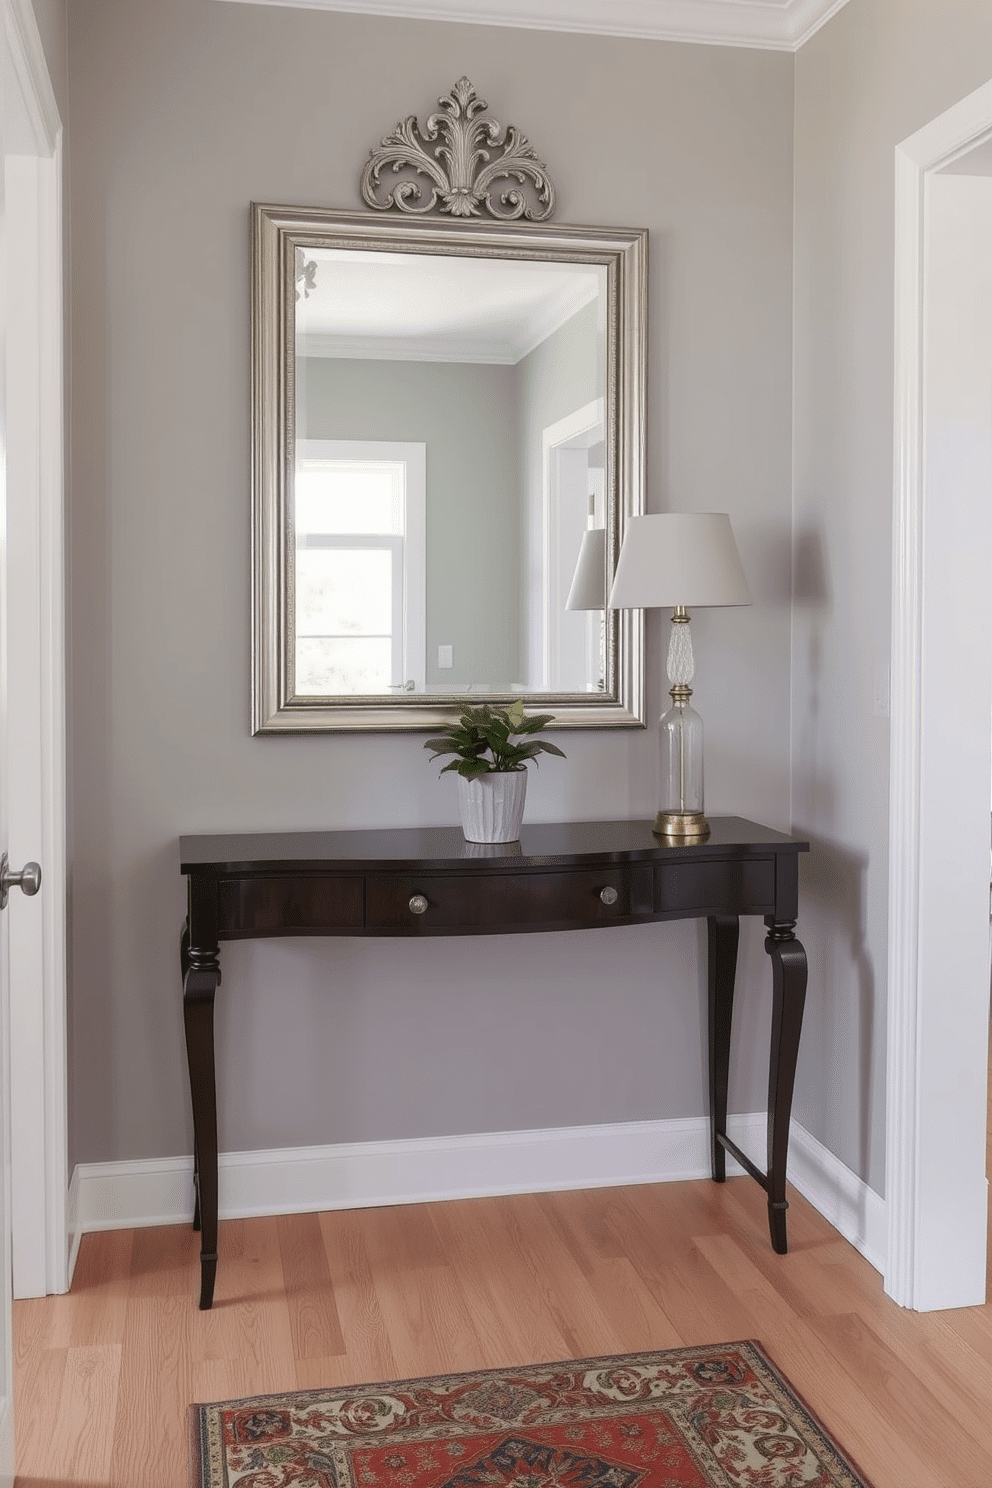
left=214, top=0, right=853, bottom=52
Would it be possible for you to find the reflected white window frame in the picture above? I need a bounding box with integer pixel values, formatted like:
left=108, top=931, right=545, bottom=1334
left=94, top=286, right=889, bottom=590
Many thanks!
left=295, top=538, right=401, bottom=694
left=292, top=439, right=427, bottom=695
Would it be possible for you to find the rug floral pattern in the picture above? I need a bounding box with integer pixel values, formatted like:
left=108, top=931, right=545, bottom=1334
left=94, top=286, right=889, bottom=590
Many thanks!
left=192, top=1343, right=873, bottom=1488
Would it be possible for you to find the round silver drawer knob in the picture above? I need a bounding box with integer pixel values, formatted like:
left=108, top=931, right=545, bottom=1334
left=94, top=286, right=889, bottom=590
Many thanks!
left=599, top=886, right=619, bottom=906
left=408, top=894, right=429, bottom=915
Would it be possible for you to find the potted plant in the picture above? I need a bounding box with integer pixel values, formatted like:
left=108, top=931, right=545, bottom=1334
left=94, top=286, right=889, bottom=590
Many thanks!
left=425, top=700, right=566, bottom=842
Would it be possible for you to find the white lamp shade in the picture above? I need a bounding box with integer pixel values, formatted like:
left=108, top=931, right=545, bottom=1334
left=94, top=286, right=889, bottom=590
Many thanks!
left=565, top=528, right=607, bottom=610
left=608, top=512, right=751, bottom=610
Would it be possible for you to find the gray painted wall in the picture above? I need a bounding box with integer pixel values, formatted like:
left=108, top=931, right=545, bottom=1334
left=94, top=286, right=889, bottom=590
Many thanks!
left=63, top=0, right=794, bottom=1167
left=299, top=355, right=520, bottom=688
left=792, top=0, right=992, bottom=1194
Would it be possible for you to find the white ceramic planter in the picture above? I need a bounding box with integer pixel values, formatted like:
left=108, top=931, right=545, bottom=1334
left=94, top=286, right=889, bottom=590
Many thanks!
left=456, top=770, right=528, bottom=843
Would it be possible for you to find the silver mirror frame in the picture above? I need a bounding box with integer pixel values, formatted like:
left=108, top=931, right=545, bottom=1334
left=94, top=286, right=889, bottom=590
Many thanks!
left=251, top=202, right=647, bottom=733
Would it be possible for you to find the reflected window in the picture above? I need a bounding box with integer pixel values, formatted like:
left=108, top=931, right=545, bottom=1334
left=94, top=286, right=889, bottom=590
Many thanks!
left=293, top=441, right=426, bottom=695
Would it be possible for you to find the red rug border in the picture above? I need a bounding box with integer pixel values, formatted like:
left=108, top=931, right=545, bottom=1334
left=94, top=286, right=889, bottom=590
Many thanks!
left=189, top=1339, right=877, bottom=1488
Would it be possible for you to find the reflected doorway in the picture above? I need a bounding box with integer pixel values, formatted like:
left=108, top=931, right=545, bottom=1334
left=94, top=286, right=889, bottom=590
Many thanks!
left=541, top=399, right=605, bottom=692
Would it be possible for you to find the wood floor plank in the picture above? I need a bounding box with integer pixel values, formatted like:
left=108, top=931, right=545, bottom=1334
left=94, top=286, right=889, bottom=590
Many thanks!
left=816, top=1310, right=991, bottom=1488
left=607, top=1187, right=761, bottom=1346
left=276, top=1210, right=346, bottom=1361
left=13, top=1340, right=66, bottom=1485
left=192, top=1354, right=269, bottom=1407
left=533, top=1189, right=685, bottom=1352
left=109, top=1291, right=193, bottom=1488
left=935, top=1301, right=992, bottom=1366
left=67, top=1228, right=135, bottom=1346
left=425, top=1197, right=565, bottom=1369
left=198, top=1217, right=297, bottom=1396
left=504, top=1191, right=637, bottom=1359
left=45, top=1344, right=122, bottom=1485
left=318, top=1207, right=400, bottom=1385
left=356, top=1202, right=483, bottom=1378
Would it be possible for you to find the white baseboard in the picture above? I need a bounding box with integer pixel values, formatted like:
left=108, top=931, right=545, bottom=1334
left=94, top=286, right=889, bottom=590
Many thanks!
left=785, top=1124, right=887, bottom=1274
left=66, top=1162, right=82, bottom=1286
left=68, top=1114, right=885, bottom=1280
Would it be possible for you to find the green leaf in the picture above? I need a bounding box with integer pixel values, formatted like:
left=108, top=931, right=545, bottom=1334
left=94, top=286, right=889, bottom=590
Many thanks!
left=425, top=699, right=563, bottom=776
left=457, top=758, right=491, bottom=779
left=515, top=712, right=555, bottom=734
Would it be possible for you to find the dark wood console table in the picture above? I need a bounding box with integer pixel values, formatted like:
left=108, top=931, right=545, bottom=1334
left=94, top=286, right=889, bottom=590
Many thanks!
left=180, top=817, right=808, bottom=1310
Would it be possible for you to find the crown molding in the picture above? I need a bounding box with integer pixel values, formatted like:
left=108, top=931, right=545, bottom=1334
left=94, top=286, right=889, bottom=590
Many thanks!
left=6, top=0, right=62, bottom=154
left=214, top=0, right=851, bottom=51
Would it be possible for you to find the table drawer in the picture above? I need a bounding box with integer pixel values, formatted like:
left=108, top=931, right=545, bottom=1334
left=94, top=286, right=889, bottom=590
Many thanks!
left=218, top=875, right=364, bottom=934
left=366, top=866, right=652, bottom=933
left=654, top=858, right=775, bottom=916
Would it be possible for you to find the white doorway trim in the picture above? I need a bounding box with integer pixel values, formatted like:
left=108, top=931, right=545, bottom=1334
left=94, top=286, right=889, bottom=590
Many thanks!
left=3, top=0, right=67, bottom=1298
left=541, top=398, right=603, bottom=688
left=888, top=77, right=992, bottom=1311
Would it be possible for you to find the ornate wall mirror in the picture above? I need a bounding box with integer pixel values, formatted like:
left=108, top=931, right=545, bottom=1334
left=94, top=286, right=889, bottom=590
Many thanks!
left=251, top=90, right=646, bottom=733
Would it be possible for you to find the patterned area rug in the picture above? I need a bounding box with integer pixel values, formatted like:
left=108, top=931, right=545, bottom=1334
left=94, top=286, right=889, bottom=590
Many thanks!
left=191, top=1343, right=873, bottom=1488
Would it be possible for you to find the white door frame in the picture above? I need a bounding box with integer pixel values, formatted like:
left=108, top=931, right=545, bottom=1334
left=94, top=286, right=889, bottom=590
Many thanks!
left=541, top=398, right=603, bottom=688
left=888, top=76, right=992, bottom=1310
left=3, top=0, right=67, bottom=1299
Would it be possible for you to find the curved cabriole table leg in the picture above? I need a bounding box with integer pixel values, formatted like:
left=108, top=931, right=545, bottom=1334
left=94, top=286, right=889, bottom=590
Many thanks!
left=182, top=933, right=221, bottom=1310
left=179, top=923, right=200, bottom=1232
left=764, top=916, right=808, bottom=1254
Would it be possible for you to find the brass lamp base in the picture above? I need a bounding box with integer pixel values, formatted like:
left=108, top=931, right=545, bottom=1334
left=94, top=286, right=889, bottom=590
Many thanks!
left=653, top=810, right=710, bottom=842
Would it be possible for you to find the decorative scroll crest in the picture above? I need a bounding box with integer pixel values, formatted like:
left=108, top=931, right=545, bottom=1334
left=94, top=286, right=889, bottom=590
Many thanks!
left=360, top=77, right=556, bottom=222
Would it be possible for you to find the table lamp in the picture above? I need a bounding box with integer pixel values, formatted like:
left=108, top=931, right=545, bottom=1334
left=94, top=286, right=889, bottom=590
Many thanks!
left=565, top=527, right=608, bottom=692
left=608, top=512, right=751, bottom=841
left=565, top=528, right=607, bottom=611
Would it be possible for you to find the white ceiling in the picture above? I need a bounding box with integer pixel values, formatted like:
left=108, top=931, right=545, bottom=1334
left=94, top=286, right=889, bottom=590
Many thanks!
left=216, top=0, right=853, bottom=52
left=295, top=249, right=604, bottom=363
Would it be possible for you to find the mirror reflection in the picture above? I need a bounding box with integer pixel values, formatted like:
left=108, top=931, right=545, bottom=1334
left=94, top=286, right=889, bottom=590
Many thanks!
left=294, top=248, right=607, bottom=697
left=251, top=204, right=646, bottom=732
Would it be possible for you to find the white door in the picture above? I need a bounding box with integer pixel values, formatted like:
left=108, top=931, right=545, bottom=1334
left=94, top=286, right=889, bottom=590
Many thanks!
left=0, top=40, right=15, bottom=1475
left=2, top=0, right=68, bottom=1323
left=0, top=11, right=15, bottom=1472
left=0, top=3, right=66, bottom=1472
left=0, top=860, right=18, bottom=1486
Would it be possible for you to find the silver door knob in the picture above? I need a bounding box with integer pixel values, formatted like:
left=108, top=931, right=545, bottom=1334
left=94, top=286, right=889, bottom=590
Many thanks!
left=599, top=885, right=618, bottom=906
left=0, top=852, right=42, bottom=911
left=408, top=894, right=429, bottom=915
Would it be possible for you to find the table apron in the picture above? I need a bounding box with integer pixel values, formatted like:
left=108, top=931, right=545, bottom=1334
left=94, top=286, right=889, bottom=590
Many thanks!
left=188, top=854, right=793, bottom=945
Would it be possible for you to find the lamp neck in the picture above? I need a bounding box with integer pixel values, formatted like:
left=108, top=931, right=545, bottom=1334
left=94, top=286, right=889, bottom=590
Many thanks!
left=666, top=607, right=695, bottom=690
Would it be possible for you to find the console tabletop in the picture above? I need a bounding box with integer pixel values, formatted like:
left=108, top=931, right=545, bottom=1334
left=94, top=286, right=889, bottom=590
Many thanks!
left=181, top=816, right=808, bottom=1308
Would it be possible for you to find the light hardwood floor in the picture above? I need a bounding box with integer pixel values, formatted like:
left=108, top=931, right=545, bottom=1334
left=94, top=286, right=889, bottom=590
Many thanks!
left=11, top=1171, right=992, bottom=1488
